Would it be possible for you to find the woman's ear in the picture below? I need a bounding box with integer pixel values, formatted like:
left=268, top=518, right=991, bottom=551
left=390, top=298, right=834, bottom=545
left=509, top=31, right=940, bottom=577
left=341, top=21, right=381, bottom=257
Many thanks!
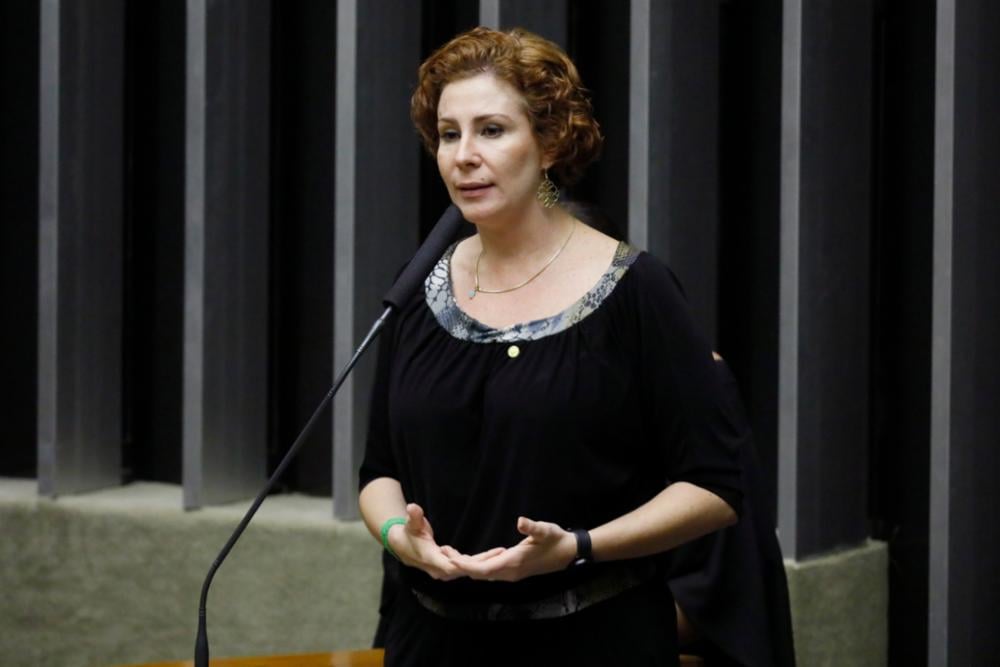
left=541, top=144, right=557, bottom=172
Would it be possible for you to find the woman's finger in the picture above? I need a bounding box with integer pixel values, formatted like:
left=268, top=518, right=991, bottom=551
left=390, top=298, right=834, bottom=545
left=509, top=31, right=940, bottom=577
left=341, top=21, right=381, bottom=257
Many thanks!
left=453, top=547, right=522, bottom=579
left=405, top=503, right=432, bottom=537
left=405, top=502, right=423, bottom=524
left=427, top=549, right=464, bottom=581
left=449, top=546, right=506, bottom=567
left=439, top=544, right=461, bottom=559
left=410, top=540, right=454, bottom=580
left=455, top=546, right=507, bottom=560
left=518, top=516, right=559, bottom=542
left=471, top=546, right=507, bottom=561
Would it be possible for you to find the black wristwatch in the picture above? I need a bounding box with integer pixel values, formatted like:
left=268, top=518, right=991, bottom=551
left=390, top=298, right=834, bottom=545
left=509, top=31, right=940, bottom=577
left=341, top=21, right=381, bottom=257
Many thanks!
left=570, top=528, right=593, bottom=567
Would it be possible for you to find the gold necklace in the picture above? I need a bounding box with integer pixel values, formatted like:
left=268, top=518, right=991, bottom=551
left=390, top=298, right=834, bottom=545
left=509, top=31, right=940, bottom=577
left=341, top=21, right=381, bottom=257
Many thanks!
left=469, top=221, right=576, bottom=299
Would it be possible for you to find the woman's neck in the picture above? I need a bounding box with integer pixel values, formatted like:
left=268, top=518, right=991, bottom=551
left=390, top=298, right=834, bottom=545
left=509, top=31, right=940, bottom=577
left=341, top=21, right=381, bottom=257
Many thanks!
left=473, top=204, right=573, bottom=265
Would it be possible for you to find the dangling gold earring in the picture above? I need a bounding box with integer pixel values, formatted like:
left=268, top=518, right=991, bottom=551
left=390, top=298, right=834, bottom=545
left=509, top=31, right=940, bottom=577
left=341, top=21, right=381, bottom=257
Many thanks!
left=536, top=169, right=560, bottom=208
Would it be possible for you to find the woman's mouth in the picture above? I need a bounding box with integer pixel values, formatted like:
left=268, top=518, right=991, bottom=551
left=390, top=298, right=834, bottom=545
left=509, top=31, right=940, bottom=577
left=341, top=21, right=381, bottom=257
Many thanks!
left=457, top=183, right=493, bottom=198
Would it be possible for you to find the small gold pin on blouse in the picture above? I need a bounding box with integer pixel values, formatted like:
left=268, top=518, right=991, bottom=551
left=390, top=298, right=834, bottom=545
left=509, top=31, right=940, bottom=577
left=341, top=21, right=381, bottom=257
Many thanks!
left=507, top=345, right=521, bottom=359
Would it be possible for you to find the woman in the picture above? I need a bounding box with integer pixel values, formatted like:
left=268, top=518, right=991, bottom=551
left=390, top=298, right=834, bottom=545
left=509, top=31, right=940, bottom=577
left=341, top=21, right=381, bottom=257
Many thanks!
left=359, top=27, right=744, bottom=666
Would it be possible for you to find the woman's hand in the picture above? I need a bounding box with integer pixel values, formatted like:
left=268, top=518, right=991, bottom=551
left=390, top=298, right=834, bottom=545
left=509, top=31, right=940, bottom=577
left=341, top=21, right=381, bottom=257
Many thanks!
left=358, top=478, right=508, bottom=582
left=387, top=503, right=467, bottom=581
left=387, top=503, right=507, bottom=581
left=446, top=516, right=577, bottom=582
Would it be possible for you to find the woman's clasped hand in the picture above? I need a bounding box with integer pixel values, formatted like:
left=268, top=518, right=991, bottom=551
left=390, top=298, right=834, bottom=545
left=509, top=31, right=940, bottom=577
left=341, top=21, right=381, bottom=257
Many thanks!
left=389, top=505, right=578, bottom=583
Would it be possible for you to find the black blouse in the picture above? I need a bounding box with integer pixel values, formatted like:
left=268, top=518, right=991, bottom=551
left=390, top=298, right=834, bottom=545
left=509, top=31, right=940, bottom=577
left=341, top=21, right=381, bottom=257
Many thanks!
left=359, top=242, right=743, bottom=605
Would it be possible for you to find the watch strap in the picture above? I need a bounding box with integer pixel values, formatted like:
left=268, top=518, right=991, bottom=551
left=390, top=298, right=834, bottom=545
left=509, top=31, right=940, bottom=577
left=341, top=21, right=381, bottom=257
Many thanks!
left=572, top=528, right=592, bottom=566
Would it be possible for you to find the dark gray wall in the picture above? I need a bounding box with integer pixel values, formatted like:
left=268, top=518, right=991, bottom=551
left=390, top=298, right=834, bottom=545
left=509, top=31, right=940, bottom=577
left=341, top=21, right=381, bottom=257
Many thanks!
left=5, top=2, right=1000, bottom=663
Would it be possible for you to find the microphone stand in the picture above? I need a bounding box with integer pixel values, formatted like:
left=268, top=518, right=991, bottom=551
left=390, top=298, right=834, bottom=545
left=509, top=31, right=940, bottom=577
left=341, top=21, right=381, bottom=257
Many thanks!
left=194, top=308, right=391, bottom=667
left=194, top=205, right=464, bottom=667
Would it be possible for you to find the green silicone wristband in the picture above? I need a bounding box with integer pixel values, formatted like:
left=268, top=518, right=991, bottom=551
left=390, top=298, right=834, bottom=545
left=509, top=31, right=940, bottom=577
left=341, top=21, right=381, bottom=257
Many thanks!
left=380, top=517, right=407, bottom=560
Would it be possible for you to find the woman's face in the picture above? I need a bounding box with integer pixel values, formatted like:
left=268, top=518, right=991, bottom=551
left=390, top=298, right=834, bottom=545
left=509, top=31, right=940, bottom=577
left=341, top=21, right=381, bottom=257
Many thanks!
left=436, top=73, right=549, bottom=225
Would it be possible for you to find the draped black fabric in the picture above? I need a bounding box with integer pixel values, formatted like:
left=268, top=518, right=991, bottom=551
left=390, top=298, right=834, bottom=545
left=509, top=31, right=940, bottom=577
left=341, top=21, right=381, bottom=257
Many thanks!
left=667, top=360, right=797, bottom=667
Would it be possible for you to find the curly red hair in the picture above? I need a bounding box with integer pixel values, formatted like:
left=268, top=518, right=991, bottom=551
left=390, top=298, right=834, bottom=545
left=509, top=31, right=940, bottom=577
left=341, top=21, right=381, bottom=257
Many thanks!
left=411, top=27, right=603, bottom=186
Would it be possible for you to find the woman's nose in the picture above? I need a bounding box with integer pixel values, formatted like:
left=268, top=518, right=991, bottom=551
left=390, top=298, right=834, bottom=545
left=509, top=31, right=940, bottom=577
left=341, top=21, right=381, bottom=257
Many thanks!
left=455, top=136, right=480, bottom=167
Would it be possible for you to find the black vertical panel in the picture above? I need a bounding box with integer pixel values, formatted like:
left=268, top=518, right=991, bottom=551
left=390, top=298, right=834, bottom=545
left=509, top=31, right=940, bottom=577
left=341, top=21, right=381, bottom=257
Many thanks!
left=568, top=0, right=630, bottom=239
left=869, top=1, right=935, bottom=664
left=0, top=0, right=39, bottom=477
left=946, top=2, right=1000, bottom=661
left=183, top=0, right=271, bottom=508
left=494, top=0, right=570, bottom=47
left=333, top=0, right=422, bottom=518
left=789, top=0, right=874, bottom=556
left=37, top=0, right=126, bottom=495
left=418, top=0, right=480, bottom=240
left=421, top=0, right=482, bottom=60
left=122, top=0, right=186, bottom=485
left=718, top=0, right=783, bottom=521
left=269, top=0, right=336, bottom=495
left=654, top=0, right=722, bottom=343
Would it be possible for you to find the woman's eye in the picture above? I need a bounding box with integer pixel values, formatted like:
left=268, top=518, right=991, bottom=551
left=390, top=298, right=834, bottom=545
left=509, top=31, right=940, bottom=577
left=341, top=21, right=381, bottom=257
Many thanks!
left=439, top=129, right=459, bottom=142
left=481, top=124, right=503, bottom=138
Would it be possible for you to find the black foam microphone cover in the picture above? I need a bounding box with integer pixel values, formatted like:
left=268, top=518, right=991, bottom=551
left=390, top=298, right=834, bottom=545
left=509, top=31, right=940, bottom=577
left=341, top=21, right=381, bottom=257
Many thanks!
left=382, top=205, right=466, bottom=310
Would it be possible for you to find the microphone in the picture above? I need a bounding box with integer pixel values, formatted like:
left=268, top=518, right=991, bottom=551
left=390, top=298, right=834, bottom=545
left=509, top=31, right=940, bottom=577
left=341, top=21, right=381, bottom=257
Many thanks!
left=194, top=205, right=466, bottom=667
left=382, top=204, right=464, bottom=309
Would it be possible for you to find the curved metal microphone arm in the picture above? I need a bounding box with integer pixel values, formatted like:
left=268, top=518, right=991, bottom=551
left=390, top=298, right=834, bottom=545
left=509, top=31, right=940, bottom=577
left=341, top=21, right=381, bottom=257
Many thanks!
left=194, top=306, right=394, bottom=667
left=192, top=204, right=465, bottom=666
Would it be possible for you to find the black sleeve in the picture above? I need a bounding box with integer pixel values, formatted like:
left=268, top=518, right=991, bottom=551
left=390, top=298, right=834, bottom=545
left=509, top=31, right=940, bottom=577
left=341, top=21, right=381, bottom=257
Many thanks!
left=358, top=308, right=400, bottom=492
left=632, top=254, right=744, bottom=515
